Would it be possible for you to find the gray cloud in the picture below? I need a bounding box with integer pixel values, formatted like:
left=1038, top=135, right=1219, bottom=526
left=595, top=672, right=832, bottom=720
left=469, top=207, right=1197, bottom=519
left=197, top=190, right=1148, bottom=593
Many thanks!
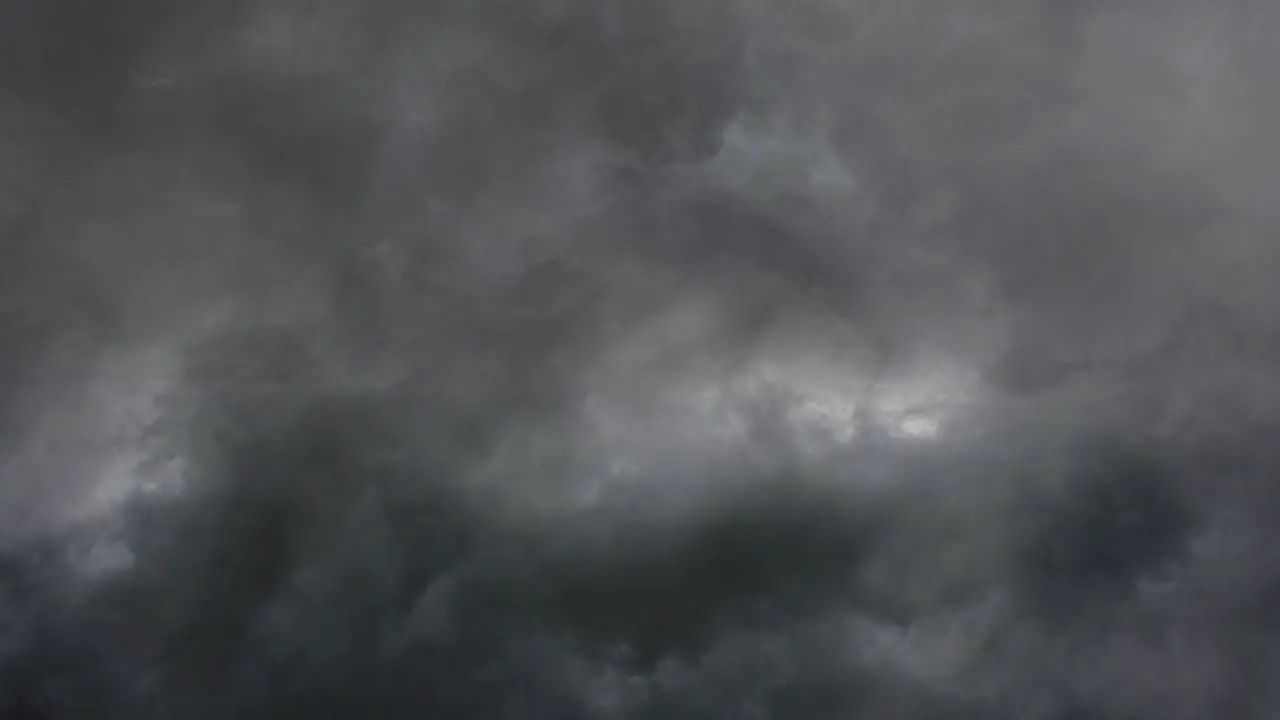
left=1, top=1, right=1278, bottom=717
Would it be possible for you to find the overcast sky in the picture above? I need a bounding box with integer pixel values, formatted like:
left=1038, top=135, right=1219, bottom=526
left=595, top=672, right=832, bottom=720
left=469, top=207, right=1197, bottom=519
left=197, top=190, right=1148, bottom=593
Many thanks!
left=2, top=1, right=1279, bottom=718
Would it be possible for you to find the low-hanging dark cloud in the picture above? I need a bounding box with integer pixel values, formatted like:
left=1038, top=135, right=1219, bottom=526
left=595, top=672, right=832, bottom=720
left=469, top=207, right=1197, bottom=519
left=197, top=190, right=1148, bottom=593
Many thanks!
left=1, top=1, right=1279, bottom=717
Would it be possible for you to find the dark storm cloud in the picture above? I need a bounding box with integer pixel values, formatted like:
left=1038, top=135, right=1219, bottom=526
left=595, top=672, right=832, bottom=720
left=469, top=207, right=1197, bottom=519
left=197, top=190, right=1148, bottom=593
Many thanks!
left=1, top=1, right=1278, bottom=718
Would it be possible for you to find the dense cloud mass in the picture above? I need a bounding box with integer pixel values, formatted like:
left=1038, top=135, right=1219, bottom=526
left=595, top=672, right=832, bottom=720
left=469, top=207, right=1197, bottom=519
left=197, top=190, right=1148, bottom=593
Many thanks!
left=2, top=0, right=1279, bottom=717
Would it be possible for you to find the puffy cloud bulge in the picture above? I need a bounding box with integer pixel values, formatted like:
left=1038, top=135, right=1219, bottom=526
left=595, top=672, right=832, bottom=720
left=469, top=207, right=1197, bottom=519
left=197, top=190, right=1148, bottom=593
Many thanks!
left=1, top=0, right=1278, bottom=717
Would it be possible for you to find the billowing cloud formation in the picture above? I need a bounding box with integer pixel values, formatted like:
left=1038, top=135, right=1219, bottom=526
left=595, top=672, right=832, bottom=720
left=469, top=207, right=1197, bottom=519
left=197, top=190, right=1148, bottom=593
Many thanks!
left=1, top=1, right=1278, bottom=717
